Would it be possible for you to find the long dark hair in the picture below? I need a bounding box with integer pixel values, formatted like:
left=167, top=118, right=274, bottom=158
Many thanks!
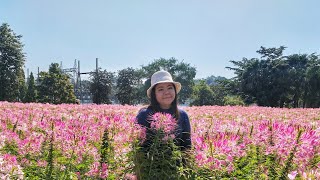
left=148, top=83, right=180, bottom=120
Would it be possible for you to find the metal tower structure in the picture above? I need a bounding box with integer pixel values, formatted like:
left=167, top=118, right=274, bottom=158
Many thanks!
left=61, top=58, right=99, bottom=103
left=61, top=59, right=78, bottom=90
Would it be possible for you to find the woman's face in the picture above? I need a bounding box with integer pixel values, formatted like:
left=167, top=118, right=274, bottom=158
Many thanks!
left=154, top=82, right=176, bottom=109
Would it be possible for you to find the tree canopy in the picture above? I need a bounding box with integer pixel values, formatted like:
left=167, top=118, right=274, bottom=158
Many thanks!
left=25, top=72, right=37, bottom=102
left=37, top=63, right=76, bottom=104
left=0, top=23, right=26, bottom=102
left=116, top=67, right=139, bottom=105
left=90, top=69, right=114, bottom=104
left=227, top=46, right=320, bottom=107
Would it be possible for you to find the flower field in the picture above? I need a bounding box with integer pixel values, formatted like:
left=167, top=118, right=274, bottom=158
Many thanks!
left=0, top=102, right=319, bottom=179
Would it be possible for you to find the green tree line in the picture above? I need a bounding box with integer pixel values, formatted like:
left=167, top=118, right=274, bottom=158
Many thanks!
left=227, top=46, right=320, bottom=108
left=1, top=23, right=320, bottom=107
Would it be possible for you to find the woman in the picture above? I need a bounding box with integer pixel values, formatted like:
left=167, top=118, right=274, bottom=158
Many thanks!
left=136, top=70, right=191, bottom=151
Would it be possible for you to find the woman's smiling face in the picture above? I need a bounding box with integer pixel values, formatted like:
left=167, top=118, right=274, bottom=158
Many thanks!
left=154, top=82, right=176, bottom=109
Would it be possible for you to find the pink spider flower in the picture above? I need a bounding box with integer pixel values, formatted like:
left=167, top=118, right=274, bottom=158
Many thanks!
left=150, top=112, right=177, bottom=135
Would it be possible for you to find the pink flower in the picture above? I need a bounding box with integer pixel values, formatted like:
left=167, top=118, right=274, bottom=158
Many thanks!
left=85, top=162, right=99, bottom=177
left=37, top=160, right=47, bottom=167
left=288, top=171, right=298, bottom=180
left=100, top=163, right=108, bottom=179
left=150, top=113, right=177, bottom=135
left=76, top=172, right=81, bottom=179
left=139, top=127, right=147, bottom=141
left=0, top=154, right=24, bottom=179
left=85, top=162, right=108, bottom=179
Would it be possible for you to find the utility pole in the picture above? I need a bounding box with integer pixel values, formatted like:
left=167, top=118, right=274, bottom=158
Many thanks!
left=78, top=60, right=82, bottom=103
left=26, top=68, right=29, bottom=83
left=37, top=67, right=40, bottom=85
left=96, top=58, right=98, bottom=74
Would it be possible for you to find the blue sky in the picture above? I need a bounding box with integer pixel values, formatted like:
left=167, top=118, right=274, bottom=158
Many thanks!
left=1, top=0, right=319, bottom=79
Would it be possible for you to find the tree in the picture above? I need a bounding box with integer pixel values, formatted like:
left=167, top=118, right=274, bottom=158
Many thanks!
left=0, top=23, right=26, bottom=102
left=173, top=62, right=197, bottom=104
left=18, top=68, right=26, bottom=102
left=255, top=46, right=289, bottom=107
left=256, top=46, right=286, bottom=60
left=37, top=63, right=76, bottom=104
left=227, top=46, right=289, bottom=107
left=190, top=80, right=215, bottom=106
left=205, top=75, right=227, bottom=86
left=210, top=79, right=230, bottom=106
left=285, top=54, right=308, bottom=107
left=133, top=69, right=147, bottom=104
left=228, top=57, right=265, bottom=105
left=227, top=46, right=320, bottom=108
left=304, top=54, right=320, bottom=107
left=90, top=69, right=114, bottom=104
left=116, top=67, right=138, bottom=105
left=268, top=59, right=291, bottom=107
left=223, top=95, right=245, bottom=106
left=25, top=72, right=37, bottom=102
left=141, top=58, right=196, bottom=104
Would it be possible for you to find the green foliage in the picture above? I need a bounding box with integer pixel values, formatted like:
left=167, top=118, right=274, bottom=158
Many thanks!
left=37, top=63, right=76, bottom=104
left=0, top=141, right=19, bottom=155
left=228, top=46, right=320, bottom=107
left=191, top=80, right=215, bottom=106
left=207, top=77, right=229, bottom=106
left=45, top=133, right=54, bottom=179
left=178, top=151, right=233, bottom=179
left=116, top=67, right=139, bottom=105
left=204, top=75, right=227, bottom=86
left=18, top=68, right=27, bottom=102
left=25, top=72, right=38, bottom=102
left=0, top=23, right=26, bottom=102
left=100, top=129, right=116, bottom=178
left=278, top=130, right=302, bottom=179
left=192, top=77, right=240, bottom=106
left=305, top=53, right=320, bottom=108
left=100, top=129, right=110, bottom=165
left=133, top=131, right=183, bottom=179
left=232, top=145, right=269, bottom=179
left=223, top=95, right=245, bottom=106
left=285, top=54, right=309, bottom=108
left=97, top=128, right=129, bottom=179
left=256, top=46, right=287, bottom=60
left=90, top=69, right=114, bottom=104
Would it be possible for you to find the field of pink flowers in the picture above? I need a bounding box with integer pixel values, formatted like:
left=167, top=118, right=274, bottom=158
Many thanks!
left=0, top=102, right=319, bottom=179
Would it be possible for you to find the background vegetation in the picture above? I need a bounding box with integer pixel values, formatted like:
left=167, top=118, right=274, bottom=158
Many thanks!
left=1, top=23, right=320, bottom=108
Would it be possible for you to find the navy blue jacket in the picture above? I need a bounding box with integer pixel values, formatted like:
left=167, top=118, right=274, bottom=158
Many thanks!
left=136, top=107, right=191, bottom=150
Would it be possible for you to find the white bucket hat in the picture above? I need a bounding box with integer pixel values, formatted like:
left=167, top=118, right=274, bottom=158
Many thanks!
left=147, top=70, right=181, bottom=98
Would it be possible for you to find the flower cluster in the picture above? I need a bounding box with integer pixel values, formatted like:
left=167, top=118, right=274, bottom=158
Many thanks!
left=0, top=154, right=24, bottom=179
left=150, top=113, right=177, bottom=134
left=149, top=112, right=177, bottom=141
left=0, top=102, right=319, bottom=178
left=85, top=162, right=108, bottom=179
